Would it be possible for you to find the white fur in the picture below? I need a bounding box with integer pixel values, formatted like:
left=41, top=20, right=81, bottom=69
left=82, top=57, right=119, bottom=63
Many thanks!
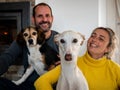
left=55, top=30, right=89, bottom=90
left=12, top=28, right=46, bottom=85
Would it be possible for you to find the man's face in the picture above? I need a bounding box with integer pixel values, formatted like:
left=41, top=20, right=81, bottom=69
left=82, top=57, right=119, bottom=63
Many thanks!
left=33, top=5, right=53, bottom=32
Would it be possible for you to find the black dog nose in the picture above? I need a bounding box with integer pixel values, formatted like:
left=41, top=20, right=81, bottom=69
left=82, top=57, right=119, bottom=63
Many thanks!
left=65, top=54, right=72, bottom=61
left=28, top=39, right=33, bottom=44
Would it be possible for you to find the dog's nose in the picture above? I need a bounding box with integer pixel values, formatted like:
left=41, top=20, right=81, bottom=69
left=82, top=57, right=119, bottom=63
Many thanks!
left=28, top=39, right=33, bottom=44
left=65, top=54, right=72, bottom=61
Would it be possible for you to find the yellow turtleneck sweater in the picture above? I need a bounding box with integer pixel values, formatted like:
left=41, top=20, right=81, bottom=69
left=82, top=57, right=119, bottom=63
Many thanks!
left=34, top=52, right=120, bottom=90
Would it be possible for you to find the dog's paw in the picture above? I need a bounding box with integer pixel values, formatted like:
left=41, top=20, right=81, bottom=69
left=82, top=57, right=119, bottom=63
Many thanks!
left=12, top=80, right=21, bottom=85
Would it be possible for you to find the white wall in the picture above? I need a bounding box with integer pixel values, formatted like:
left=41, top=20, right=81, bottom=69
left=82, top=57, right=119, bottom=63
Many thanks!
left=98, top=0, right=107, bottom=26
left=35, top=0, right=99, bottom=39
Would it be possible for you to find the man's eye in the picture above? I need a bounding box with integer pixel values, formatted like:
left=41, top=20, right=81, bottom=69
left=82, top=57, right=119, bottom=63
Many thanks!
left=37, top=15, right=43, bottom=18
left=46, top=14, right=51, bottom=18
left=60, top=39, right=65, bottom=43
left=73, top=38, right=78, bottom=43
left=23, top=33, right=28, bottom=37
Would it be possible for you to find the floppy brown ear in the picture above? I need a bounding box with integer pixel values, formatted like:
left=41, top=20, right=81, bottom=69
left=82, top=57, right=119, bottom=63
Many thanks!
left=77, top=32, right=85, bottom=46
left=54, top=34, right=60, bottom=45
left=16, top=30, right=26, bottom=46
left=80, top=35, right=85, bottom=45
left=37, top=30, right=45, bottom=44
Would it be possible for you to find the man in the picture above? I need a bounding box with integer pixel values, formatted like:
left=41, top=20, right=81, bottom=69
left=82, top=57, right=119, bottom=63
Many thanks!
left=32, top=3, right=59, bottom=53
left=0, top=2, right=59, bottom=90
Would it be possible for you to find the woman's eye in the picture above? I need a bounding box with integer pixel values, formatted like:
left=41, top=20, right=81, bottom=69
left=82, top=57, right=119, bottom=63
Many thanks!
left=99, top=38, right=104, bottom=41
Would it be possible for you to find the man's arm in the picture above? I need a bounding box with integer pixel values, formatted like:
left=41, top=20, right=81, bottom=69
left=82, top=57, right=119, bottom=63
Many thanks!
left=0, top=41, right=22, bottom=75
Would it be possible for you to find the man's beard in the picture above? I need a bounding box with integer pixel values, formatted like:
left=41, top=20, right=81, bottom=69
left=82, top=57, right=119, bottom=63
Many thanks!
left=35, top=21, right=52, bottom=33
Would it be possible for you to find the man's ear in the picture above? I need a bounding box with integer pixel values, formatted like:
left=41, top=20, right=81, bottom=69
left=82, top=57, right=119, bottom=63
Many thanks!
left=31, top=16, right=35, bottom=25
left=51, top=15, right=54, bottom=23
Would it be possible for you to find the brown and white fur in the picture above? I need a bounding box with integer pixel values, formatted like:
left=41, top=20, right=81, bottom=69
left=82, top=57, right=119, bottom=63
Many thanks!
left=54, top=30, right=89, bottom=90
left=12, top=26, right=46, bottom=85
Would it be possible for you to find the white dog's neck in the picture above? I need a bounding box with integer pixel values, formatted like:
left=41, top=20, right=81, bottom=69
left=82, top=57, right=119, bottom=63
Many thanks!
left=61, top=55, right=78, bottom=73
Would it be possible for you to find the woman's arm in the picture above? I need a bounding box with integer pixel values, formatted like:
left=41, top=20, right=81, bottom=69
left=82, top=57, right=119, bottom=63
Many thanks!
left=34, top=65, right=61, bottom=90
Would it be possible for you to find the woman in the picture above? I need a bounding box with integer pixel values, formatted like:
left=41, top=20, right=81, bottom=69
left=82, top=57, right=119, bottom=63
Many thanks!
left=34, top=27, right=120, bottom=90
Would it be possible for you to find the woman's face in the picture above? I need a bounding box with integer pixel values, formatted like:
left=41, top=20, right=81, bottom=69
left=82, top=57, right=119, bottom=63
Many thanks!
left=87, top=29, right=110, bottom=59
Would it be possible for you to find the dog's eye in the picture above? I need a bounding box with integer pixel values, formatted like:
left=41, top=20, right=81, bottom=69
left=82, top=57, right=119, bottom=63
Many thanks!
left=32, top=32, right=37, bottom=36
left=23, top=33, right=28, bottom=37
left=60, top=39, right=65, bottom=43
left=72, top=38, right=78, bottom=43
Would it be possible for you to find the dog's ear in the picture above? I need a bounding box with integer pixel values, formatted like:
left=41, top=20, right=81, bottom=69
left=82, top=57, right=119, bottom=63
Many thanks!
left=16, top=29, right=26, bottom=46
left=78, top=33, right=85, bottom=46
left=54, top=34, right=60, bottom=45
left=37, top=29, right=45, bottom=44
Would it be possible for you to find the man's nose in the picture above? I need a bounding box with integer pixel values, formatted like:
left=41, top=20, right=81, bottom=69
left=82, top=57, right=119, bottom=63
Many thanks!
left=42, top=16, right=47, bottom=21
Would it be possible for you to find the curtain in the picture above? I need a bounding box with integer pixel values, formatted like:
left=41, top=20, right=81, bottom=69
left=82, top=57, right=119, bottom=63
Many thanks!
left=116, top=0, right=120, bottom=19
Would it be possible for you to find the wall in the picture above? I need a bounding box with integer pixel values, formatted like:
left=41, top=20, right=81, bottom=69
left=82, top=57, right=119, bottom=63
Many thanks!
left=98, top=0, right=107, bottom=26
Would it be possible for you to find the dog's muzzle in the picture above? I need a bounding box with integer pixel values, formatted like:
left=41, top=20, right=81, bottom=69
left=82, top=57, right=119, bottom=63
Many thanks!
left=28, top=39, right=33, bottom=45
left=65, top=54, right=72, bottom=61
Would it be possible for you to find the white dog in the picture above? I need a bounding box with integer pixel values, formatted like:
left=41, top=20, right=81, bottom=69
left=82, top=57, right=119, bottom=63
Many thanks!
left=12, top=26, right=46, bottom=85
left=54, top=30, right=89, bottom=90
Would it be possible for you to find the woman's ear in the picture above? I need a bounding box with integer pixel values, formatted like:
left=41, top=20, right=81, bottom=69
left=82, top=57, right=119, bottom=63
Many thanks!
left=104, top=46, right=110, bottom=54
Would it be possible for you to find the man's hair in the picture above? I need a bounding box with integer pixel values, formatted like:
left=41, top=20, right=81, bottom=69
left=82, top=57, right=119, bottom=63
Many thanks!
left=32, top=2, right=53, bottom=17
